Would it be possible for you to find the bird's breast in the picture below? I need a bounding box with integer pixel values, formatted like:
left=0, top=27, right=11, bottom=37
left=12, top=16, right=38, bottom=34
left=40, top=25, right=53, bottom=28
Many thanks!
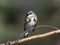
left=28, top=21, right=36, bottom=26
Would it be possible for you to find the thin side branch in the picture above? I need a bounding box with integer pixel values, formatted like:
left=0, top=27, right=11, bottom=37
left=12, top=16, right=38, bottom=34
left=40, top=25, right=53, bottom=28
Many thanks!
left=0, top=30, right=60, bottom=45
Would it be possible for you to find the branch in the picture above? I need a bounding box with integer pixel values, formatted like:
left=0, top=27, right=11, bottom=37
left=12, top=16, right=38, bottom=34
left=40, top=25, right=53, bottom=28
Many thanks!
left=0, top=30, right=60, bottom=45
left=16, top=25, right=60, bottom=41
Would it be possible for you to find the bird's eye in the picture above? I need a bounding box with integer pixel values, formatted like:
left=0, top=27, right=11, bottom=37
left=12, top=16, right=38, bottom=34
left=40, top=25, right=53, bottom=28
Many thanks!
left=26, top=18, right=31, bottom=22
left=29, top=13, right=32, bottom=15
left=28, top=12, right=32, bottom=15
left=34, top=17, right=37, bottom=22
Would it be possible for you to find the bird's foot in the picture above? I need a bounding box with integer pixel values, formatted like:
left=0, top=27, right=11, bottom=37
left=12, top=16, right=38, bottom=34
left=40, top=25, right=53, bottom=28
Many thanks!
left=5, top=41, right=11, bottom=45
left=24, top=32, right=29, bottom=38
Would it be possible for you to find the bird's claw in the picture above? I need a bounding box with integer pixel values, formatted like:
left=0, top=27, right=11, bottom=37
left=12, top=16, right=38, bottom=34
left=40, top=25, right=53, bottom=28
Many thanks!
left=5, top=41, right=11, bottom=45
left=24, top=32, right=29, bottom=38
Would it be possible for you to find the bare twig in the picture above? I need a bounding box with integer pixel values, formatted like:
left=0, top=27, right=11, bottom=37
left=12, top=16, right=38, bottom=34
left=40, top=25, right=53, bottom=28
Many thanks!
left=0, top=30, right=60, bottom=45
left=16, top=25, right=60, bottom=41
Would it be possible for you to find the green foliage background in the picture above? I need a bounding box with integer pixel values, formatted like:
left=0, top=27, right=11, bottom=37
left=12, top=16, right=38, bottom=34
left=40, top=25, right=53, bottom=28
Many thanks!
left=0, top=0, right=60, bottom=45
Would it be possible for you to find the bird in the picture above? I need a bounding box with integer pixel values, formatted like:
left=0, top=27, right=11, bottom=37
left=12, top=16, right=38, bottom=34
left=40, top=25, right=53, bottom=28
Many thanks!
left=24, top=11, right=37, bottom=38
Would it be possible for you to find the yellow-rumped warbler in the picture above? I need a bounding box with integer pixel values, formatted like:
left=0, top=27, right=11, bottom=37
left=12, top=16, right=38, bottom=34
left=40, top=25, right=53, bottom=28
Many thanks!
left=24, top=11, right=37, bottom=38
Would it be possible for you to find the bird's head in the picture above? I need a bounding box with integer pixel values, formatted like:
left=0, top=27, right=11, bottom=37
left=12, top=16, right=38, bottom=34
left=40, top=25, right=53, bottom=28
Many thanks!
left=25, top=11, right=37, bottom=26
left=27, top=11, right=34, bottom=15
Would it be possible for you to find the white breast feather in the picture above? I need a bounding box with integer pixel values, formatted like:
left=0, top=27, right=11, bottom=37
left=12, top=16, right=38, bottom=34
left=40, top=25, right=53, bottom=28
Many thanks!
left=27, top=13, right=37, bottom=26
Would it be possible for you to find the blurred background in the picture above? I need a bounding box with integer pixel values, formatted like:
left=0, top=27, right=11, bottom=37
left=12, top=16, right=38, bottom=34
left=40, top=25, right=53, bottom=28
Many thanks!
left=0, top=0, right=60, bottom=45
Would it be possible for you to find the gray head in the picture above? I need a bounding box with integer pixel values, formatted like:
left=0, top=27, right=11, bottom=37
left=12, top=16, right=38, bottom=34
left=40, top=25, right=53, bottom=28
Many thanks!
left=27, top=11, right=35, bottom=15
